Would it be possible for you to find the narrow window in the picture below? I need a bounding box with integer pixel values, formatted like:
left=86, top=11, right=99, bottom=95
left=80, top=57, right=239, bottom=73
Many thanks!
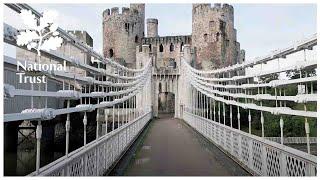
left=159, top=44, right=163, bottom=52
left=125, top=23, right=129, bottom=32
left=170, top=43, right=174, bottom=52
left=109, top=49, right=114, bottom=58
left=159, top=82, right=162, bottom=92
left=216, top=32, right=220, bottom=41
left=204, top=33, right=208, bottom=42
left=135, top=35, right=139, bottom=43
left=180, top=42, right=184, bottom=52
left=219, top=20, right=226, bottom=31
left=149, top=44, right=152, bottom=51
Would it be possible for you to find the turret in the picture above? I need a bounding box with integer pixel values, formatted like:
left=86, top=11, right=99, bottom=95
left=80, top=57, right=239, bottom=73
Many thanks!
left=191, top=3, right=242, bottom=69
left=102, top=4, right=145, bottom=68
left=130, top=4, right=145, bottom=35
left=147, top=18, right=158, bottom=37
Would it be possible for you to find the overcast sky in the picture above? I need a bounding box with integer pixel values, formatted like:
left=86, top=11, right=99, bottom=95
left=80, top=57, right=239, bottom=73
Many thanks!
left=3, top=3, right=317, bottom=61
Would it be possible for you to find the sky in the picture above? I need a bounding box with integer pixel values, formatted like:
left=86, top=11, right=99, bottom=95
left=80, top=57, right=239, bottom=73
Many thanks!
left=3, top=3, right=317, bottom=61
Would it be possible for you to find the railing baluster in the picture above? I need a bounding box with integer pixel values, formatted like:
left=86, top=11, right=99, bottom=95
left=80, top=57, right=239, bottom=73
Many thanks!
left=83, top=112, right=87, bottom=145
left=35, top=121, right=42, bottom=175
left=230, top=104, right=233, bottom=128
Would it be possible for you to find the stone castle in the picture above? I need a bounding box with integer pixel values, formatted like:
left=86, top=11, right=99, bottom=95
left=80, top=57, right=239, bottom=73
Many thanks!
left=102, top=3, right=245, bottom=70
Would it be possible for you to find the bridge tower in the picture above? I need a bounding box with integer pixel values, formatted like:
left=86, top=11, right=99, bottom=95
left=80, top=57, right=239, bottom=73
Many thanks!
left=103, top=4, right=145, bottom=68
left=192, top=3, right=245, bottom=70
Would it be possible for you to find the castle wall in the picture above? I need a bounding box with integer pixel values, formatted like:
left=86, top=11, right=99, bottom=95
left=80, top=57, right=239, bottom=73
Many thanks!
left=103, top=3, right=246, bottom=117
left=137, top=35, right=191, bottom=69
left=192, top=3, right=244, bottom=70
left=103, top=4, right=145, bottom=68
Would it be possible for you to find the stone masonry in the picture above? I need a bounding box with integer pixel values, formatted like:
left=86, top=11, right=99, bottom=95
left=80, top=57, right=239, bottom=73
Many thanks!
left=103, top=3, right=245, bottom=70
left=103, top=3, right=245, bottom=116
left=102, top=4, right=145, bottom=68
left=192, top=3, right=244, bottom=70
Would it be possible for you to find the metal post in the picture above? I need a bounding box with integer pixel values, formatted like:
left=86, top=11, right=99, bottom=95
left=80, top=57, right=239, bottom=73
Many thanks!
left=304, top=104, right=311, bottom=154
left=83, top=112, right=87, bottom=145
left=35, top=121, right=42, bottom=175
left=280, top=116, right=284, bottom=145
left=65, top=100, right=70, bottom=156
left=213, top=100, right=216, bottom=122
left=202, top=94, right=204, bottom=117
left=126, top=100, right=128, bottom=123
left=112, top=106, right=115, bottom=131
left=122, top=102, right=125, bottom=125
left=200, top=93, right=202, bottom=117
left=223, top=102, right=226, bottom=125
left=117, top=104, right=120, bottom=128
left=206, top=96, right=209, bottom=119
left=230, top=104, right=233, bottom=128
left=237, top=106, right=240, bottom=130
left=105, top=109, right=108, bottom=135
left=209, top=98, right=212, bottom=120
left=248, top=110, right=251, bottom=134
left=134, top=93, right=136, bottom=120
left=96, top=109, right=100, bottom=139
left=195, top=90, right=198, bottom=115
left=218, top=102, right=221, bottom=123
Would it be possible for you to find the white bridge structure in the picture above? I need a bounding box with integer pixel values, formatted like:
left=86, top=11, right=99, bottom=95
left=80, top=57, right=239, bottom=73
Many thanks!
left=3, top=4, right=317, bottom=176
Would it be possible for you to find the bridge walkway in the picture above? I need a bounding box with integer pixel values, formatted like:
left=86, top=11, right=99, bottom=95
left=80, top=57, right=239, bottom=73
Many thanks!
left=110, top=113, right=250, bottom=176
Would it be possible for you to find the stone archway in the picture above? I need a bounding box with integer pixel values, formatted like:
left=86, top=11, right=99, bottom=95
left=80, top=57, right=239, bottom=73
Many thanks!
left=158, top=92, right=175, bottom=114
left=153, top=77, right=179, bottom=118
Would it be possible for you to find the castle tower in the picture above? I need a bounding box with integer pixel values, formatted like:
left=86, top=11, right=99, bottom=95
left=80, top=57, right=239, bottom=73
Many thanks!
left=147, top=18, right=158, bottom=37
left=192, top=3, right=244, bottom=70
left=103, top=4, right=145, bottom=68
left=130, top=4, right=145, bottom=27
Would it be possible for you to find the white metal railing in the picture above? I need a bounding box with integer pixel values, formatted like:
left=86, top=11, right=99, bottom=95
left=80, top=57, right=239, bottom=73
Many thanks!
left=4, top=3, right=318, bottom=177
left=183, top=112, right=317, bottom=176
left=178, top=33, right=317, bottom=176
left=4, top=3, right=153, bottom=176
left=265, top=137, right=317, bottom=144
left=28, top=112, right=152, bottom=176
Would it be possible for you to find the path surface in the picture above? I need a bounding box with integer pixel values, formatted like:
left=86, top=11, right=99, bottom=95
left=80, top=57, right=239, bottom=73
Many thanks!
left=111, top=113, right=250, bottom=176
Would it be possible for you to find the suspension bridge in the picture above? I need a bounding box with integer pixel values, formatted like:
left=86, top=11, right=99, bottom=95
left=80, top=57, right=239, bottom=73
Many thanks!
left=3, top=4, right=317, bottom=176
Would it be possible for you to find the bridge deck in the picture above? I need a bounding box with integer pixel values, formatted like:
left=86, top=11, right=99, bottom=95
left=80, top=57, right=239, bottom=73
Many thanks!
left=111, top=114, right=250, bottom=176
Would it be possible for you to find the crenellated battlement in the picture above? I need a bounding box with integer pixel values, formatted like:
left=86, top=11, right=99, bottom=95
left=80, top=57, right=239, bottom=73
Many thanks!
left=142, top=35, right=191, bottom=45
left=102, top=3, right=241, bottom=70
left=103, top=4, right=145, bottom=68
left=192, top=3, right=240, bottom=69
left=147, top=18, right=158, bottom=24
left=192, top=3, right=234, bottom=21
left=102, top=6, right=141, bottom=21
